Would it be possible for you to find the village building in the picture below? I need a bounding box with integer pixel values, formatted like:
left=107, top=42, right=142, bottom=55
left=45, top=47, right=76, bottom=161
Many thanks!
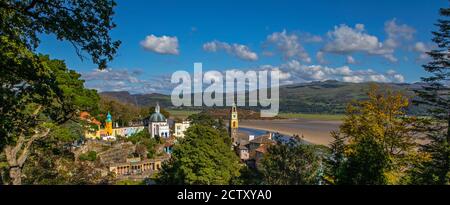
left=227, top=105, right=276, bottom=168
left=229, top=103, right=239, bottom=145
left=174, top=121, right=191, bottom=138
left=146, top=103, right=170, bottom=138
left=81, top=111, right=144, bottom=140
left=108, top=157, right=168, bottom=177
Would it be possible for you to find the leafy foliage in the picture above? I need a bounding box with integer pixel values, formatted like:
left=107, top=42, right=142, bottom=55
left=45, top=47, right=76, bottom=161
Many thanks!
left=156, top=124, right=241, bottom=185
left=0, top=0, right=120, bottom=69
left=79, top=151, right=97, bottom=162
left=259, top=142, right=322, bottom=185
left=1, top=0, right=119, bottom=184
left=411, top=5, right=450, bottom=185
left=126, top=131, right=162, bottom=159
left=21, top=121, right=112, bottom=185
left=327, top=85, right=422, bottom=185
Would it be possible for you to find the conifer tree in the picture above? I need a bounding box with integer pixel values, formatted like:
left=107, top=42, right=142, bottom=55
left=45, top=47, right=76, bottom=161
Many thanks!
left=412, top=4, right=450, bottom=185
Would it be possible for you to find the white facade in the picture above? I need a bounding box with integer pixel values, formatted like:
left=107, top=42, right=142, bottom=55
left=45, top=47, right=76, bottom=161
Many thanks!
left=174, top=121, right=190, bottom=138
left=149, top=122, right=170, bottom=138
left=147, top=103, right=170, bottom=138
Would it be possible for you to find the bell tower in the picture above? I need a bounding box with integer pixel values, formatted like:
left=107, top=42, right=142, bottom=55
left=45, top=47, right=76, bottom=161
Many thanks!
left=229, top=103, right=238, bottom=144
left=105, top=112, right=113, bottom=135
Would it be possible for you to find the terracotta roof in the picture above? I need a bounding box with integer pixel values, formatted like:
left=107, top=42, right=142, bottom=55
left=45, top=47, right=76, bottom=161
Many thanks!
left=91, top=119, right=101, bottom=125
left=250, top=135, right=275, bottom=145
left=255, top=145, right=268, bottom=153
left=79, top=111, right=90, bottom=120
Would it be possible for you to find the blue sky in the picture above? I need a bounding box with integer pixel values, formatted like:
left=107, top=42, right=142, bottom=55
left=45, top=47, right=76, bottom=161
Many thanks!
left=37, top=0, right=448, bottom=94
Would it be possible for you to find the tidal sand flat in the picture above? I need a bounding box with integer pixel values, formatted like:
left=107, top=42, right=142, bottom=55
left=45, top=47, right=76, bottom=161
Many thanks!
left=239, top=119, right=342, bottom=146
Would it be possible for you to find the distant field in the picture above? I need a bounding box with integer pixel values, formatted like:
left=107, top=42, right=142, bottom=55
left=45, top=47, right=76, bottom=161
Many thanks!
left=167, top=109, right=201, bottom=119
left=277, top=113, right=345, bottom=121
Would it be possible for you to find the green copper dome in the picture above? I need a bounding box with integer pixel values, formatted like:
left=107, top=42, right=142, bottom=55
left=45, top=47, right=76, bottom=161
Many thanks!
left=149, top=103, right=166, bottom=122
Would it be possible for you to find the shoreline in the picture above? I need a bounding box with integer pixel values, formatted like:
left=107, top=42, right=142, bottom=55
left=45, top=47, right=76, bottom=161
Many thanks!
left=239, top=119, right=342, bottom=146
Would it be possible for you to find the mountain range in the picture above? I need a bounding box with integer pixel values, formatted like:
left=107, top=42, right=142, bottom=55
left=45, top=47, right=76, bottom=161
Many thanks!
left=100, top=80, right=425, bottom=115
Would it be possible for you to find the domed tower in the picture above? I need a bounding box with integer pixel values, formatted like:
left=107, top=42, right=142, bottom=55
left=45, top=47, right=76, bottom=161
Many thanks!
left=105, top=112, right=113, bottom=135
left=148, top=102, right=170, bottom=138
left=229, top=103, right=238, bottom=144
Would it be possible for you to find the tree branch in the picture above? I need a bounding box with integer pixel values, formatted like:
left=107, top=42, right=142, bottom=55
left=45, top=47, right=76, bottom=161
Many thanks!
left=17, top=128, right=50, bottom=166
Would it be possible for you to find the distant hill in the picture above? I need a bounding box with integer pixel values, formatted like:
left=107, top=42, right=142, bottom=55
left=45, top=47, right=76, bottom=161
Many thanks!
left=100, top=91, right=172, bottom=108
left=99, top=81, right=425, bottom=115
left=278, top=80, right=421, bottom=114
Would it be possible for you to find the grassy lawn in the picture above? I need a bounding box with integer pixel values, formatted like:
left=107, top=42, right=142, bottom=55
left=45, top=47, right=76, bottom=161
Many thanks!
left=167, top=109, right=201, bottom=119
left=115, top=179, right=145, bottom=185
left=277, top=113, right=345, bottom=121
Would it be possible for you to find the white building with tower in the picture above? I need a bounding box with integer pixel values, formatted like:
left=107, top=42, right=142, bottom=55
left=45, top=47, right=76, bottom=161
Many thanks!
left=147, top=103, right=170, bottom=138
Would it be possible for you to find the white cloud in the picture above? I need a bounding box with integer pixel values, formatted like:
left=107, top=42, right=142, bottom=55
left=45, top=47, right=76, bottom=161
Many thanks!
left=82, top=69, right=174, bottom=94
left=203, top=40, right=258, bottom=61
left=299, top=33, right=323, bottom=43
left=322, top=20, right=415, bottom=63
left=265, top=30, right=311, bottom=63
left=385, top=19, right=415, bottom=42
left=346, top=55, right=356, bottom=64
left=140, top=34, right=179, bottom=55
left=82, top=69, right=143, bottom=83
left=413, top=41, right=432, bottom=61
left=316, top=51, right=327, bottom=64
left=323, top=24, right=396, bottom=61
left=279, top=60, right=405, bottom=83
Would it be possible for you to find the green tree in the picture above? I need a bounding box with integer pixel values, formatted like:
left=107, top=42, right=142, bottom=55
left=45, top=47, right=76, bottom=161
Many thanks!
left=156, top=125, right=241, bottom=185
left=1, top=50, right=100, bottom=184
left=412, top=4, right=450, bottom=185
left=126, top=130, right=162, bottom=159
left=187, top=112, right=230, bottom=143
left=0, top=0, right=120, bottom=69
left=143, top=106, right=171, bottom=119
left=21, top=121, right=113, bottom=185
left=259, top=142, right=322, bottom=185
left=0, top=0, right=119, bottom=184
left=98, top=96, right=142, bottom=127
left=328, top=85, right=422, bottom=185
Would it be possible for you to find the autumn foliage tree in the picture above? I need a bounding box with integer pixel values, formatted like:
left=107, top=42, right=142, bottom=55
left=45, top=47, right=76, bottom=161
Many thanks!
left=327, top=85, right=423, bottom=185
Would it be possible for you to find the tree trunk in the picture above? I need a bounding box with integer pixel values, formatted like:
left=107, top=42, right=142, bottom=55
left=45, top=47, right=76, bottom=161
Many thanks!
left=9, top=166, right=21, bottom=185
left=4, top=128, right=50, bottom=185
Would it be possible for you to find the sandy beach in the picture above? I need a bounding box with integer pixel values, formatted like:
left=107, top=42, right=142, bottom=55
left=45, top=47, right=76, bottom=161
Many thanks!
left=239, top=119, right=342, bottom=146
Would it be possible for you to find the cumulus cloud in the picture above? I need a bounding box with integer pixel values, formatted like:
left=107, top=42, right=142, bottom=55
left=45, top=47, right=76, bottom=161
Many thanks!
left=323, top=24, right=396, bottom=62
left=140, top=34, right=179, bottom=55
left=203, top=40, right=258, bottom=61
left=299, top=33, right=323, bottom=43
left=278, top=60, right=405, bottom=83
left=412, top=41, right=432, bottom=61
left=322, top=20, right=415, bottom=63
left=316, top=51, right=327, bottom=64
left=81, top=69, right=173, bottom=94
left=265, top=30, right=312, bottom=63
left=385, top=19, right=415, bottom=42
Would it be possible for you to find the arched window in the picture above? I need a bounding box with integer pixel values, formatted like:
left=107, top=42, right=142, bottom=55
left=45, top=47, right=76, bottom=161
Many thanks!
left=233, top=121, right=236, bottom=127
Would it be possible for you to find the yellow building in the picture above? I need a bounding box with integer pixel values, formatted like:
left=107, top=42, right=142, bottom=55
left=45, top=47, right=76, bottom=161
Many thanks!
left=105, top=112, right=113, bottom=136
left=230, top=103, right=238, bottom=145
